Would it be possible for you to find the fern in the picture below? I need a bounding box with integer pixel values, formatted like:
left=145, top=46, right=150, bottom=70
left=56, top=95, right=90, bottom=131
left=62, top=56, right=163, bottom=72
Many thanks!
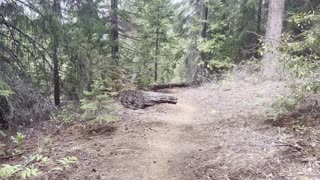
left=57, top=156, right=78, bottom=169
left=0, top=164, right=21, bottom=178
left=31, top=154, right=49, bottom=163
left=19, top=165, right=40, bottom=180
left=11, top=132, right=25, bottom=146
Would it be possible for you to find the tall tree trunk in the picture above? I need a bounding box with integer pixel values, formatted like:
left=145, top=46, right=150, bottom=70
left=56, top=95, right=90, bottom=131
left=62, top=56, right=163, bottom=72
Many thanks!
left=52, top=0, right=61, bottom=107
left=155, top=9, right=160, bottom=82
left=201, top=2, right=208, bottom=39
left=200, top=0, right=208, bottom=81
left=111, top=0, right=119, bottom=66
left=257, top=0, right=263, bottom=34
left=254, top=0, right=263, bottom=59
left=262, top=0, right=285, bottom=80
left=155, top=27, right=159, bottom=82
left=185, top=0, right=201, bottom=83
left=53, top=42, right=60, bottom=106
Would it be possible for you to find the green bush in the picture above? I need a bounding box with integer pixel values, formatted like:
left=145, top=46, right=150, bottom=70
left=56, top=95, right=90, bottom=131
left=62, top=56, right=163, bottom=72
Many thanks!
left=281, top=7, right=320, bottom=104
left=80, top=79, right=119, bottom=124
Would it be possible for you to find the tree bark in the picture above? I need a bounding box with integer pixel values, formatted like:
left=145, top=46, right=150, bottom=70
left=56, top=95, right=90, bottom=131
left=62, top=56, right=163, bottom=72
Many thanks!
left=253, top=0, right=263, bottom=59
left=200, top=0, right=208, bottom=81
left=53, top=42, right=60, bottom=106
left=155, top=26, right=159, bottom=82
left=52, top=0, right=61, bottom=107
left=185, top=0, right=201, bottom=82
left=111, top=0, right=119, bottom=66
left=201, top=1, right=208, bottom=39
left=154, top=7, right=160, bottom=82
left=149, top=82, right=191, bottom=91
left=121, top=90, right=177, bottom=109
left=257, top=0, right=263, bottom=34
left=262, top=0, right=285, bottom=80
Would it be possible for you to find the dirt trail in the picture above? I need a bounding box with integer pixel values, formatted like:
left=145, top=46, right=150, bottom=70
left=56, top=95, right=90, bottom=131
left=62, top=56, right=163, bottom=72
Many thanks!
left=30, top=80, right=320, bottom=179
left=141, top=101, right=199, bottom=179
left=105, top=80, right=289, bottom=180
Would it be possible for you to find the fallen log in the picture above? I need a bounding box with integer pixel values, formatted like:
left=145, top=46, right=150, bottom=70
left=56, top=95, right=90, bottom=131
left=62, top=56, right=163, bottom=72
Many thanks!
left=121, top=90, right=177, bottom=109
left=149, top=82, right=190, bottom=91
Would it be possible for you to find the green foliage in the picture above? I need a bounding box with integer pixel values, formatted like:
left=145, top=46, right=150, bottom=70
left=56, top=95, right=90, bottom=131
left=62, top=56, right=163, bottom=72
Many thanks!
left=80, top=79, right=119, bottom=124
left=0, top=164, right=41, bottom=179
left=57, top=156, right=78, bottom=168
left=81, top=101, right=99, bottom=111
left=281, top=7, right=320, bottom=102
left=0, top=150, right=77, bottom=179
left=269, top=6, right=320, bottom=115
left=0, top=130, right=7, bottom=137
left=0, top=0, right=271, bottom=115
left=31, top=154, right=49, bottom=164
left=55, top=104, right=77, bottom=124
left=0, top=131, right=50, bottom=180
left=19, top=165, right=41, bottom=180
left=0, top=164, right=42, bottom=180
left=0, top=164, right=21, bottom=179
left=173, top=0, right=261, bottom=81
left=272, top=96, right=298, bottom=115
left=207, top=58, right=235, bottom=72
left=130, top=0, right=178, bottom=85
left=53, top=156, right=78, bottom=172
left=0, top=143, right=5, bottom=157
left=11, top=132, right=25, bottom=146
left=88, top=114, right=119, bottom=125
left=0, top=81, right=14, bottom=97
left=0, top=130, right=7, bottom=157
left=0, top=90, right=14, bottom=97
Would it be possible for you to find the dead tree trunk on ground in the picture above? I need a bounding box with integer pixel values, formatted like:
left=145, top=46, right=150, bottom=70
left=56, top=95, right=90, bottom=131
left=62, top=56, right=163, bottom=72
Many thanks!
left=149, top=82, right=190, bottom=91
left=121, top=90, right=177, bottom=109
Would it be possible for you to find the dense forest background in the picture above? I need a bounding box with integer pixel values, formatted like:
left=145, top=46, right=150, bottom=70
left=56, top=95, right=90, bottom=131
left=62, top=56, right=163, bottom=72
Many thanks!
left=1, top=0, right=320, bottom=127
left=2, top=0, right=320, bottom=179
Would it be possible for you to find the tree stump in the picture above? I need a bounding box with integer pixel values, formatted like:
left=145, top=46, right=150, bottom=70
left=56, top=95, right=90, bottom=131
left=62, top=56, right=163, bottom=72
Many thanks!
left=121, top=90, right=178, bottom=109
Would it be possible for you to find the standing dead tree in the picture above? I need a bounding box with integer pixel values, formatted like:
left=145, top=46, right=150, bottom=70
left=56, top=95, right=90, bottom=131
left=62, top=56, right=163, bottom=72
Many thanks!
left=262, top=0, right=286, bottom=80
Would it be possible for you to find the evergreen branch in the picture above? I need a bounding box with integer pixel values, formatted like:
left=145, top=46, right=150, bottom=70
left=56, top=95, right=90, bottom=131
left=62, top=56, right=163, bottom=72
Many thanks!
left=0, top=13, right=50, bottom=56
left=0, top=13, right=54, bottom=71
left=0, top=33, right=52, bottom=72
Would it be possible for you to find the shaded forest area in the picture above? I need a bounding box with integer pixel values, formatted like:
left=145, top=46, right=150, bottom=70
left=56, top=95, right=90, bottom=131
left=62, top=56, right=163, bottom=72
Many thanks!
left=1, top=0, right=320, bottom=179
left=1, top=0, right=320, bottom=127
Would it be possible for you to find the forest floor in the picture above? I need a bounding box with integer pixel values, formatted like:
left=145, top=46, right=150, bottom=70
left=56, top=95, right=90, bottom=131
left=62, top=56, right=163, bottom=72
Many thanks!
left=3, top=79, right=320, bottom=179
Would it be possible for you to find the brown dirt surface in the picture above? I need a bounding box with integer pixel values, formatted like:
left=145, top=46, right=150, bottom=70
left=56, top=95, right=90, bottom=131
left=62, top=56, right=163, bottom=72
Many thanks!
left=2, top=80, right=320, bottom=179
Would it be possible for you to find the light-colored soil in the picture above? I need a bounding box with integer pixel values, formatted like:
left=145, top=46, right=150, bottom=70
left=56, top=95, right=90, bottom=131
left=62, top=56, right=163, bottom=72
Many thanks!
left=3, top=80, right=320, bottom=179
